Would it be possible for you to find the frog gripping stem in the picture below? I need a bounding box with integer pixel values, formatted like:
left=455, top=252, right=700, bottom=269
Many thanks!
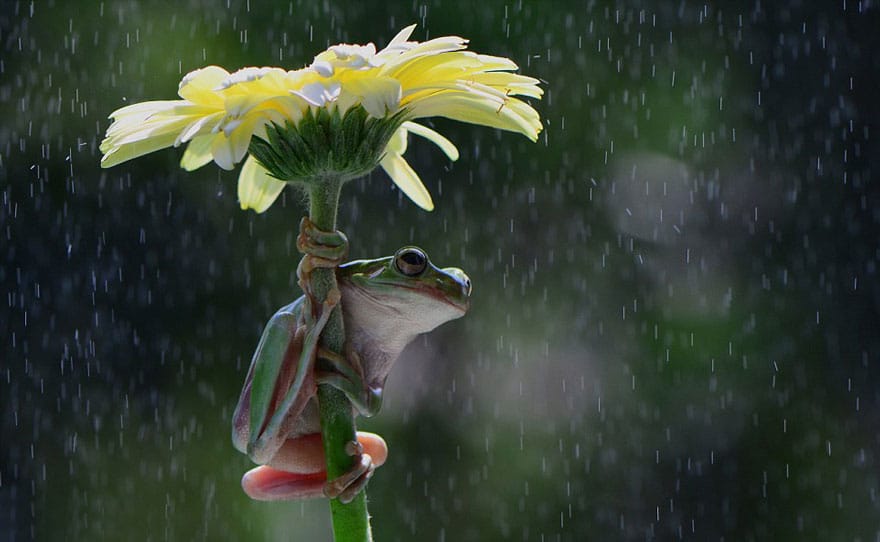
left=301, top=177, right=374, bottom=542
left=323, top=440, right=376, bottom=504
left=296, top=216, right=349, bottom=307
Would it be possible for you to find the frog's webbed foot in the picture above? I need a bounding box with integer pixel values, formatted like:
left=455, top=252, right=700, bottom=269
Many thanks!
left=315, top=347, right=383, bottom=417
left=323, top=440, right=376, bottom=504
left=296, top=216, right=348, bottom=303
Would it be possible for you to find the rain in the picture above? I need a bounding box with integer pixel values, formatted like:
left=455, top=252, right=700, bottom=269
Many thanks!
left=2, top=1, right=879, bottom=540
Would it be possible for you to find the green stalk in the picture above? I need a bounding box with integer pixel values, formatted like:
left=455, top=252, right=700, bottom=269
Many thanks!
left=305, top=177, right=372, bottom=542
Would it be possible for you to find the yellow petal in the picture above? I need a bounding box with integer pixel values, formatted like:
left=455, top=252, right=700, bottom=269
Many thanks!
left=403, top=121, right=459, bottom=161
left=223, top=67, right=288, bottom=91
left=178, top=66, right=228, bottom=106
left=379, top=152, right=434, bottom=211
left=388, top=51, right=515, bottom=85
left=408, top=91, right=541, bottom=141
left=228, top=116, right=264, bottom=157
left=108, top=116, right=193, bottom=147
left=211, top=115, right=262, bottom=170
left=176, top=112, right=224, bottom=145
left=105, top=100, right=189, bottom=122
left=103, top=104, right=220, bottom=148
left=101, top=107, right=193, bottom=166
left=210, top=133, right=238, bottom=170
left=238, top=155, right=287, bottom=212
left=470, top=72, right=545, bottom=99
left=180, top=134, right=215, bottom=171
left=225, top=93, right=277, bottom=118
left=343, top=76, right=402, bottom=117
left=386, top=125, right=408, bottom=154
left=383, top=36, right=468, bottom=71
left=386, top=24, right=417, bottom=48
left=100, top=131, right=180, bottom=168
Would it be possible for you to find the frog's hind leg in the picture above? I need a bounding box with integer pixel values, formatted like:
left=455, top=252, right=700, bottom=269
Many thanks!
left=315, top=347, right=383, bottom=417
left=241, top=432, right=388, bottom=501
left=247, top=217, right=348, bottom=463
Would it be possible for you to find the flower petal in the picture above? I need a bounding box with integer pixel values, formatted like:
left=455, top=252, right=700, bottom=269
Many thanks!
left=379, top=152, right=434, bottom=211
left=178, top=66, right=229, bottom=105
left=387, top=24, right=417, bottom=48
left=210, top=133, right=239, bottom=170
left=238, top=155, right=287, bottom=212
left=343, top=76, right=402, bottom=117
left=100, top=131, right=180, bottom=168
left=386, top=125, right=408, bottom=154
left=470, top=72, right=544, bottom=99
left=211, top=115, right=264, bottom=170
left=403, top=121, right=459, bottom=161
left=291, top=81, right=342, bottom=107
left=384, top=35, right=468, bottom=69
left=407, top=90, right=542, bottom=141
left=180, top=134, right=215, bottom=171
left=176, top=112, right=224, bottom=146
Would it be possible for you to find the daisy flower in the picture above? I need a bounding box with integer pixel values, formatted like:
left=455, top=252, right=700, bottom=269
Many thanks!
left=100, top=25, right=542, bottom=212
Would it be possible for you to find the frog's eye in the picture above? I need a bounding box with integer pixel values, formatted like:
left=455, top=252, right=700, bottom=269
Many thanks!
left=394, top=247, right=428, bottom=276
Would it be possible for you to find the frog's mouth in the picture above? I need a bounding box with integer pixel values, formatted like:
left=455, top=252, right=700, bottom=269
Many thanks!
left=348, top=280, right=470, bottom=315
left=420, top=284, right=470, bottom=313
left=390, top=275, right=469, bottom=310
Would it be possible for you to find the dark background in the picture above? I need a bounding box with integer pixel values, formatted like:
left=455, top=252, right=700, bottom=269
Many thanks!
left=2, top=0, right=879, bottom=540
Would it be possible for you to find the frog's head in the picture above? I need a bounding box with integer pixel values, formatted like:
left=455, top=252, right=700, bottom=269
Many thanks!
left=338, top=247, right=470, bottom=356
left=340, top=246, right=470, bottom=329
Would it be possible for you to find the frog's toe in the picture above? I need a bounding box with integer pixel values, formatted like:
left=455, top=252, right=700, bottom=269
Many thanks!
left=355, top=432, right=388, bottom=467
left=324, top=453, right=373, bottom=503
left=323, top=433, right=389, bottom=503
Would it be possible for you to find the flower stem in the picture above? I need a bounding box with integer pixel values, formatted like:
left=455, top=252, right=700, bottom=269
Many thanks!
left=306, top=177, right=372, bottom=542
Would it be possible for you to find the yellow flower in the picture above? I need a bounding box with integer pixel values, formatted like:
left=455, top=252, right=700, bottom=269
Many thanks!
left=100, top=24, right=542, bottom=212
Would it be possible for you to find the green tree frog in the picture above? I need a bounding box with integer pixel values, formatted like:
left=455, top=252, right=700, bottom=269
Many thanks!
left=232, top=246, right=471, bottom=502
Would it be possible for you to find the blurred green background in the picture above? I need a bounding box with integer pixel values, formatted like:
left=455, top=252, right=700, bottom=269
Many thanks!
left=2, top=1, right=879, bottom=540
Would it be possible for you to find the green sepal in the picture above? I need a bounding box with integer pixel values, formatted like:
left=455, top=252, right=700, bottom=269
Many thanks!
left=249, top=105, right=408, bottom=184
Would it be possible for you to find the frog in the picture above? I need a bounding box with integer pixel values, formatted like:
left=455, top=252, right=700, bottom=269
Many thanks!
left=232, top=225, right=471, bottom=503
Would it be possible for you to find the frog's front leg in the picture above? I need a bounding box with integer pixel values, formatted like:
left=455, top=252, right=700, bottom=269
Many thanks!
left=298, top=216, right=382, bottom=416
left=315, top=347, right=383, bottom=417
left=241, top=432, right=388, bottom=501
left=296, top=216, right=348, bottom=303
